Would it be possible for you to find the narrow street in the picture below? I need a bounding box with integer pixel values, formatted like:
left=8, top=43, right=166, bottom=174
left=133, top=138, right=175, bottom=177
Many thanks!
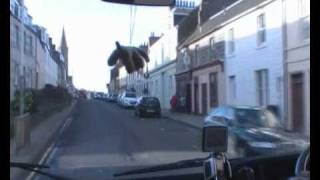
left=36, top=99, right=208, bottom=180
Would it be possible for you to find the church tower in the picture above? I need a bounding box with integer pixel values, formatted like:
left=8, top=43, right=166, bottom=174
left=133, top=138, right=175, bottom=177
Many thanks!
left=60, top=27, right=68, bottom=77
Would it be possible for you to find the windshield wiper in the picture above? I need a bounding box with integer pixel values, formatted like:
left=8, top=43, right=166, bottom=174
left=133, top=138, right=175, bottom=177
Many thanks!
left=10, top=162, right=72, bottom=180
left=114, top=156, right=208, bottom=177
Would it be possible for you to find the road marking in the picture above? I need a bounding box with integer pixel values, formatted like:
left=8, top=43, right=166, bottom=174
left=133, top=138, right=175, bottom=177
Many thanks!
left=26, top=117, right=74, bottom=180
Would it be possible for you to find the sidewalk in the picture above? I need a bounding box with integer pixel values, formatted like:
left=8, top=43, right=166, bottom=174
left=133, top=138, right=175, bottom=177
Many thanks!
left=10, top=100, right=77, bottom=180
left=162, top=109, right=204, bottom=129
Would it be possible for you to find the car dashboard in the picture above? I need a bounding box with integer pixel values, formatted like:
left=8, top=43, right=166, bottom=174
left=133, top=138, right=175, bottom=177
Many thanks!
left=114, top=152, right=300, bottom=180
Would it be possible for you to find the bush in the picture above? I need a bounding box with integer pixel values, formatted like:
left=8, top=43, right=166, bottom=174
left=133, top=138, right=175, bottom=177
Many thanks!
left=11, top=89, right=37, bottom=114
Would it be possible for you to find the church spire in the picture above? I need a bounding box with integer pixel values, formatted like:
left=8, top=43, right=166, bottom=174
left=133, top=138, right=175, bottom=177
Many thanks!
left=60, top=26, right=69, bottom=77
left=60, top=27, right=68, bottom=49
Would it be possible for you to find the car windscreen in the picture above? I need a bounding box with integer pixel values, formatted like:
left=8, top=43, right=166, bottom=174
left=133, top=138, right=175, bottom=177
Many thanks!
left=234, top=108, right=283, bottom=128
left=126, top=93, right=136, bottom=98
left=142, top=97, right=159, bottom=105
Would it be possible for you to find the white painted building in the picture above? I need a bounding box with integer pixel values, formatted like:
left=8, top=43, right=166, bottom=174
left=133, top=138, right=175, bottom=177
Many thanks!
left=147, top=28, right=178, bottom=109
left=35, top=27, right=59, bottom=88
left=283, top=0, right=310, bottom=135
left=146, top=3, right=195, bottom=109
left=10, top=0, right=38, bottom=100
left=223, top=0, right=285, bottom=121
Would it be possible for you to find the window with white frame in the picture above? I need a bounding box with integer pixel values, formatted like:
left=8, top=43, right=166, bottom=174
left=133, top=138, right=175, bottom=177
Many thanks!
left=14, top=3, right=19, bottom=17
left=209, top=37, right=215, bottom=60
left=257, top=13, right=266, bottom=46
left=256, top=69, right=269, bottom=106
left=23, top=31, right=27, bottom=54
left=14, top=64, right=19, bottom=86
left=15, top=25, right=20, bottom=49
left=299, top=0, right=310, bottom=40
left=227, top=28, right=235, bottom=55
left=11, top=25, right=20, bottom=49
left=229, top=75, right=236, bottom=104
left=195, top=45, right=199, bottom=65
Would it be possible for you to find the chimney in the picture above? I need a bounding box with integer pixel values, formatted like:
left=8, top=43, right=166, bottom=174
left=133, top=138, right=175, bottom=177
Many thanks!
left=49, top=37, right=52, bottom=45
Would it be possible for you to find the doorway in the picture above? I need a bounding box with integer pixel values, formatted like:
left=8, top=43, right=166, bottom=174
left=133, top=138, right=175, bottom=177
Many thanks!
left=186, top=84, right=191, bottom=113
left=202, top=83, right=207, bottom=115
left=194, top=77, right=199, bottom=114
left=291, top=73, right=304, bottom=134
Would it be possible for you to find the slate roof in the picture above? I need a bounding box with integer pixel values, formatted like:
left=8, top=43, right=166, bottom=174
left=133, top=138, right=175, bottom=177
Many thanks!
left=178, top=0, right=270, bottom=48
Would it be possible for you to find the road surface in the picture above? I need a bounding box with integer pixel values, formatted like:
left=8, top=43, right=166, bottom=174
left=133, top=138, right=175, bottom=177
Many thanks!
left=36, top=99, right=207, bottom=180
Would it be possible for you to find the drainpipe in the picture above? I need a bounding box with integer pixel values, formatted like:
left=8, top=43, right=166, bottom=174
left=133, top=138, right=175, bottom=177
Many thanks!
left=282, top=0, right=289, bottom=129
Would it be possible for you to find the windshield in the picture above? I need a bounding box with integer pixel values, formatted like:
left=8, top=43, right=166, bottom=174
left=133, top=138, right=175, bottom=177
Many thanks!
left=142, top=97, right=159, bottom=104
left=10, top=0, right=309, bottom=179
left=234, top=108, right=283, bottom=129
left=126, top=93, right=136, bottom=98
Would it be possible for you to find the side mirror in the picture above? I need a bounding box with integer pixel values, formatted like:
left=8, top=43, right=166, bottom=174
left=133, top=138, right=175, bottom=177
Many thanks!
left=202, top=125, right=228, bottom=153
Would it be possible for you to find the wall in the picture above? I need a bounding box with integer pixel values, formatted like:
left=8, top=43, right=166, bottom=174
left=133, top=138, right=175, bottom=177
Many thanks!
left=10, top=14, right=37, bottom=100
left=191, top=65, right=225, bottom=114
left=224, top=0, right=284, bottom=119
left=284, top=0, right=310, bottom=135
left=148, top=62, right=176, bottom=109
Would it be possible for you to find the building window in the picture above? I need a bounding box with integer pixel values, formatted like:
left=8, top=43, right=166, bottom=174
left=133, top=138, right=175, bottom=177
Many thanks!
left=14, top=3, right=19, bottom=17
left=29, top=36, right=33, bottom=56
left=256, top=69, right=269, bottom=106
left=14, top=64, right=19, bottom=86
left=169, top=75, right=173, bottom=91
left=257, top=13, right=266, bottom=46
left=209, top=72, right=218, bottom=107
left=195, top=45, right=199, bottom=66
left=229, top=75, right=236, bottom=103
left=299, top=0, right=310, bottom=40
left=11, top=25, right=20, bottom=49
left=23, top=31, right=27, bottom=54
left=209, top=37, right=215, bottom=60
left=227, top=28, right=235, bottom=55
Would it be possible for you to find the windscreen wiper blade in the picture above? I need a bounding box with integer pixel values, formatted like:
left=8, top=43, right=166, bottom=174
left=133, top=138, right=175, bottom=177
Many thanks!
left=10, top=162, right=72, bottom=180
left=114, top=156, right=208, bottom=177
left=11, top=162, right=50, bottom=169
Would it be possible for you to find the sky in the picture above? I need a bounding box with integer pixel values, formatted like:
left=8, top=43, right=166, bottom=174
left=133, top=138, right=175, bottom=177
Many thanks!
left=24, top=0, right=172, bottom=92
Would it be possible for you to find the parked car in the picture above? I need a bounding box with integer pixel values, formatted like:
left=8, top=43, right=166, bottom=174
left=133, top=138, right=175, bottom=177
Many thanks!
left=117, top=93, right=123, bottom=106
left=204, top=105, right=309, bottom=158
left=120, top=91, right=137, bottom=108
left=135, top=96, right=161, bottom=117
left=110, top=93, right=118, bottom=102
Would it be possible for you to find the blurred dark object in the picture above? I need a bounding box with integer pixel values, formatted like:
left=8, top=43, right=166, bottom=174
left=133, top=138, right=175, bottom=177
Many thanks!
left=108, top=41, right=150, bottom=74
left=267, top=105, right=279, bottom=118
left=101, top=0, right=175, bottom=6
left=170, top=94, right=178, bottom=112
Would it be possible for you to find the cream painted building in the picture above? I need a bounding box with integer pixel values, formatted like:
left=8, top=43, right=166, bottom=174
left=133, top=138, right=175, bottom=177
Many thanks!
left=10, top=0, right=38, bottom=100
left=283, top=0, right=310, bottom=135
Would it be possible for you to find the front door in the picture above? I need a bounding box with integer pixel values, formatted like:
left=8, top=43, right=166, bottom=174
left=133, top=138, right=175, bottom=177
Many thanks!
left=202, top=83, right=207, bottom=115
left=194, top=77, right=199, bottom=114
left=291, top=73, right=304, bottom=133
left=186, top=84, right=191, bottom=113
left=210, top=72, right=218, bottom=108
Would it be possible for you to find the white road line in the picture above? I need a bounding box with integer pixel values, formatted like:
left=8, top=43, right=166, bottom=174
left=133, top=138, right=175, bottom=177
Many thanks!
left=26, top=117, right=73, bottom=180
